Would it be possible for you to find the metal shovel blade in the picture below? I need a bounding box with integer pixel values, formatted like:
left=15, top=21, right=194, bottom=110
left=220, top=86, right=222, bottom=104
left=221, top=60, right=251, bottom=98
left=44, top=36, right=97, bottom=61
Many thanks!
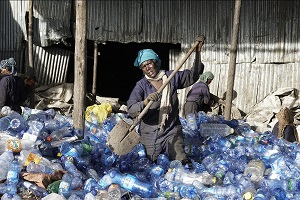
left=107, top=119, right=141, bottom=156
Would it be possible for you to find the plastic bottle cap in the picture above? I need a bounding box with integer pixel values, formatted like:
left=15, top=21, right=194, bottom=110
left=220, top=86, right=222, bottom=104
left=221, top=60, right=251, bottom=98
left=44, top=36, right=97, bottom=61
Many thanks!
left=57, top=153, right=62, bottom=157
left=243, top=192, right=254, bottom=200
left=45, top=136, right=52, bottom=142
left=212, top=177, right=217, bottom=184
left=230, top=128, right=234, bottom=134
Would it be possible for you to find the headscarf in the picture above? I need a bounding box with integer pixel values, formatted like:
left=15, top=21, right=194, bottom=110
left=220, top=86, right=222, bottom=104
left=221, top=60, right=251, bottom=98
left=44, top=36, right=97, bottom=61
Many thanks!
left=0, top=58, right=18, bottom=76
left=276, top=107, right=299, bottom=141
left=134, top=49, right=161, bottom=68
left=145, top=70, right=171, bottom=131
left=199, top=71, right=214, bottom=83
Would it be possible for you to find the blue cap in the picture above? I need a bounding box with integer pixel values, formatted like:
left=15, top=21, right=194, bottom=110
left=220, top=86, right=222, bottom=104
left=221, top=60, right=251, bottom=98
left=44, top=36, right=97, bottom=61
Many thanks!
left=134, top=49, right=161, bottom=68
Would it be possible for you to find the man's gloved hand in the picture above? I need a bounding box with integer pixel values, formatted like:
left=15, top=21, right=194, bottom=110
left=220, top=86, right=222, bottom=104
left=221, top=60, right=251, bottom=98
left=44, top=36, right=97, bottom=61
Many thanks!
left=144, top=92, right=161, bottom=105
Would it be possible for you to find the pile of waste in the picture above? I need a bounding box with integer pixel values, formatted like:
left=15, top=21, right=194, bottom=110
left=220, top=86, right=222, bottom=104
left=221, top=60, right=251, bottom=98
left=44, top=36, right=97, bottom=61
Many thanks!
left=0, top=106, right=299, bottom=200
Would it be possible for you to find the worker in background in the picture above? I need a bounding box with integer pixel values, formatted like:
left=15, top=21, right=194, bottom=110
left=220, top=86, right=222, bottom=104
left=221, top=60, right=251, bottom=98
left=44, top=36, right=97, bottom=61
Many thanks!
left=0, top=58, right=35, bottom=113
left=272, top=107, right=299, bottom=142
left=127, top=48, right=204, bottom=167
left=184, top=71, right=215, bottom=117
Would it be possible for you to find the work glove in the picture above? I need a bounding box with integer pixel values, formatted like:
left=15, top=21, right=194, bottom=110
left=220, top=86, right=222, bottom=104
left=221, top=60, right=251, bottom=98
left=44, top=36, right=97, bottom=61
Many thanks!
left=144, top=92, right=161, bottom=105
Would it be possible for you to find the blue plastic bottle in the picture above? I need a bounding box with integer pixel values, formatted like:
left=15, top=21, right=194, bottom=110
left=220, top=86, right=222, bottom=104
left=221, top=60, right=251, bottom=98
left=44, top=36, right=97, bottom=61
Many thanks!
left=186, top=113, right=198, bottom=131
left=107, top=169, right=158, bottom=198
left=83, top=178, right=99, bottom=195
left=6, top=159, right=21, bottom=197
left=174, top=184, right=198, bottom=199
left=0, top=115, right=12, bottom=131
left=61, top=156, right=83, bottom=179
left=19, top=181, right=48, bottom=198
left=9, top=111, right=28, bottom=133
left=157, top=154, right=170, bottom=171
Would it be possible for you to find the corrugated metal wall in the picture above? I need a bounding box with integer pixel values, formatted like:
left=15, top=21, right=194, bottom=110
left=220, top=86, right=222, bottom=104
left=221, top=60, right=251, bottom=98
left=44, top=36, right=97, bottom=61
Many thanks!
left=0, top=0, right=72, bottom=85
left=24, top=44, right=71, bottom=85
left=1, top=0, right=300, bottom=114
left=86, top=0, right=300, bottom=114
left=0, top=0, right=27, bottom=71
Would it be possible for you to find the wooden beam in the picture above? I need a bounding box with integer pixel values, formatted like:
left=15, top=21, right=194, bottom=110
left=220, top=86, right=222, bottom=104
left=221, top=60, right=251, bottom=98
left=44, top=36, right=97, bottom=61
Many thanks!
left=224, top=0, right=242, bottom=120
left=73, top=0, right=87, bottom=138
left=92, top=41, right=99, bottom=103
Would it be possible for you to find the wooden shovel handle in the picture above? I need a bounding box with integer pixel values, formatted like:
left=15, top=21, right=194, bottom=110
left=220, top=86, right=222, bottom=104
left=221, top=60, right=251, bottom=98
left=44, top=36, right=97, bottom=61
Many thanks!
left=129, top=35, right=206, bottom=131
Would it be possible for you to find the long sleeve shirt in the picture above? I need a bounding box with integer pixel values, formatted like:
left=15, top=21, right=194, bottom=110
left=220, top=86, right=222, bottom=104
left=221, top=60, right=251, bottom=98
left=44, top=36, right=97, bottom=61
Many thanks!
left=0, top=75, right=25, bottom=113
left=185, top=81, right=210, bottom=104
left=127, top=59, right=204, bottom=137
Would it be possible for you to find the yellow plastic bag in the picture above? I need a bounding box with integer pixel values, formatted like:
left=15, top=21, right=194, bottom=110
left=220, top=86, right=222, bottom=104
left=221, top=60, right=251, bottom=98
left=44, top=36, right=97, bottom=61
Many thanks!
left=85, top=103, right=112, bottom=123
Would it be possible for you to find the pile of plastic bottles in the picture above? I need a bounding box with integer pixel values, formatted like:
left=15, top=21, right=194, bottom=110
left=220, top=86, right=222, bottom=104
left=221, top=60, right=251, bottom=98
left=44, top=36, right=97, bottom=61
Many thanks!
left=0, top=106, right=300, bottom=200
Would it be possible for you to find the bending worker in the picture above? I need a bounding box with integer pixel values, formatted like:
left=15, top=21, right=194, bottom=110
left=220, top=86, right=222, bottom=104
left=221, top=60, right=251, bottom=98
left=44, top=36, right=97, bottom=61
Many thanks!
left=127, top=48, right=204, bottom=165
left=272, top=107, right=299, bottom=142
left=184, top=71, right=214, bottom=117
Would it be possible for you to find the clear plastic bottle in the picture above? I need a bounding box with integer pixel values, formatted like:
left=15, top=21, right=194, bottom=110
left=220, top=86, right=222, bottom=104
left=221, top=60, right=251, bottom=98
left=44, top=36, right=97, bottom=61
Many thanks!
left=95, top=190, right=109, bottom=200
left=1, top=106, right=12, bottom=116
left=0, top=183, right=7, bottom=195
left=242, top=186, right=257, bottom=200
left=19, top=180, right=48, bottom=198
left=1, top=193, right=22, bottom=200
left=46, top=126, right=73, bottom=141
left=26, top=162, right=54, bottom=174
left=107, top=184, right=122, bottom=200
left=82, top=166, right=100, bottom=181
left=160, top=191, right=180, bottom=200
left=97, top=174, right=113, bottom=189
left=55, top=113, right=73, bottom=127
left=253, top=188, right=271, bottom=200
left=0, top=137, right=35, bottom=155
left=172, top=167, right=217, bottom=186
left=17, top=149, right=51, bottom=167
left=186, top=113, right=198, bottom=131
left=58, top=173, right=83, bottom=198
left=44, top=118, right=61, bottom=132
left=201, top=185, right=237, bottom=197
left=200, top=123, right=234, bottom=137
left=243, top=160, right=266, bottom=182
left=0, top=151, right=15, bottom=181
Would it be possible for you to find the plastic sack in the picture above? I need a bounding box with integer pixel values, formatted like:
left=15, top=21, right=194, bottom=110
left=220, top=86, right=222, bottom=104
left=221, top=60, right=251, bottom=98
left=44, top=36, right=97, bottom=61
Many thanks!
left=85, top=103, right=112, bottom=124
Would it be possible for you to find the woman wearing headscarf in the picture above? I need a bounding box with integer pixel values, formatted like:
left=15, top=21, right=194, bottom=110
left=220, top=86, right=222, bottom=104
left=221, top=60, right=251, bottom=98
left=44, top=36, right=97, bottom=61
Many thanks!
left=127, top=48, right=204, bottom=165
left=0, top=58, right=24, bottom=113
left=184, top=71, right=214, bottom=117
left=272, top=107, right=299, bottom=142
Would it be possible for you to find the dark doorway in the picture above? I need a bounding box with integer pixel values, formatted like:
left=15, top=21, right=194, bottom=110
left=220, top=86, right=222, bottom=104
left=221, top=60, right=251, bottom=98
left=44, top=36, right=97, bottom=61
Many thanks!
left=63, top=40, right=181, bottom=103
left=88, top=42, right=181, bottom=103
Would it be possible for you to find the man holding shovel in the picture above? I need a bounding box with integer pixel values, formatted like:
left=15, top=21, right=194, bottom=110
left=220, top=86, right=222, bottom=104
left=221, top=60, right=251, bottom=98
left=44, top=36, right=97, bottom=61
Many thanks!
left=127, top=47, right=204, bottom=166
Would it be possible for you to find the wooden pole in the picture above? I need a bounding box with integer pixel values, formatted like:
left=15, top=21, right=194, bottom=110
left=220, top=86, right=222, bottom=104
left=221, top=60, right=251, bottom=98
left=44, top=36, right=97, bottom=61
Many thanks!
left=28, top=0, right=34, bottom=108
left=73, top=0, right=87, bottom=138
left=224, top=0, right=241, bottom=120
left=28, top=0, right=33, bottom=74
left=92, top=41, right=98, bottom=103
